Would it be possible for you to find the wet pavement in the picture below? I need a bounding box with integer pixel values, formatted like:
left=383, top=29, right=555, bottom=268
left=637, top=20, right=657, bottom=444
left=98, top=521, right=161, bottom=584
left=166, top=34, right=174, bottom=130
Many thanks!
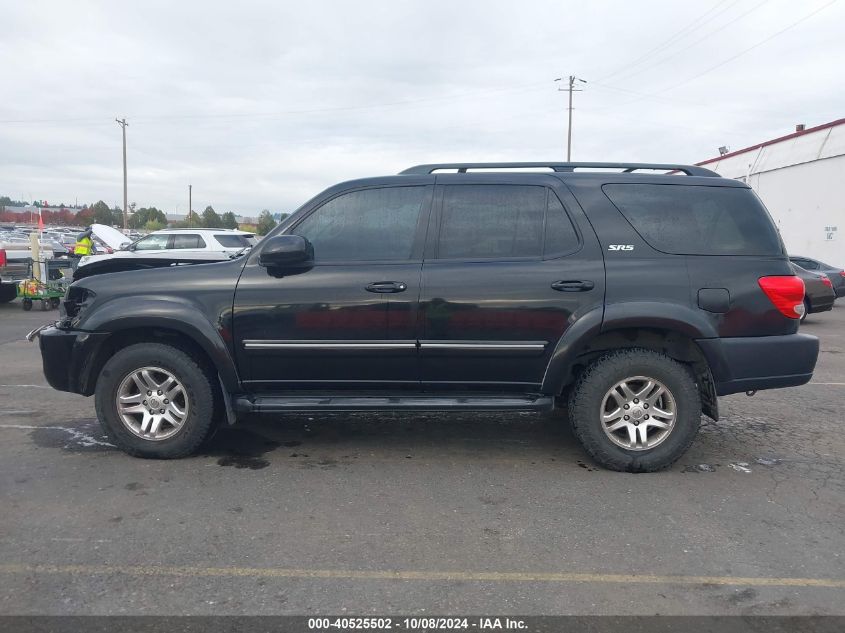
left=0, top=299, right=843, bottom=615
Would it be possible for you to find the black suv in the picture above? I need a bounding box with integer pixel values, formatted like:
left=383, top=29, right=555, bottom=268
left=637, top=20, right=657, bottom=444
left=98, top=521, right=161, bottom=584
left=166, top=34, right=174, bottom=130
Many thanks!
left=32, top=162, right=819, bottom=472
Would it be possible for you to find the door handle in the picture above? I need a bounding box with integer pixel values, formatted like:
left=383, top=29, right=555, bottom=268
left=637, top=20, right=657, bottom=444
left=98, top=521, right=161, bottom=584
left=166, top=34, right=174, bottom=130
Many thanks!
left=551, top=280, right=594, bottom=292
left=366, top=281, right=407, bottom=293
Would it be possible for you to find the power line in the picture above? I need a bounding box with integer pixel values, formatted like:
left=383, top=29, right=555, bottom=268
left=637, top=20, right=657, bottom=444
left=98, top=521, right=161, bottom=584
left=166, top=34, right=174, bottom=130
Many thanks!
left=590, top=0, right=838, bottom=111
left=0, top=80, right=550, bottom=125
left=595, top=0, right=740, bottom=83
left=654, top=0, right=838, bottom=95
left=611, top=0, right=772, bottom=85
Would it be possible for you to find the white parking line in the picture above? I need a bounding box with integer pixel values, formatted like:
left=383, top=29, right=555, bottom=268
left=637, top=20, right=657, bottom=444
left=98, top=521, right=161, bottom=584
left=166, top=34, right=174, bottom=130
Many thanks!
left=0, top=424, right=113, bottom=447
left=0, top=384, right=51, bottom=388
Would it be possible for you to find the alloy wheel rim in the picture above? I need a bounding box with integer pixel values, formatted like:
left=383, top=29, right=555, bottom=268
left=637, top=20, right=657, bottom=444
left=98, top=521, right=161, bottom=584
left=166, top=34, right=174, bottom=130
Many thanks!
left=600, top=375, right=676, bottom=451
left=116, top=366, right=189, bottom=441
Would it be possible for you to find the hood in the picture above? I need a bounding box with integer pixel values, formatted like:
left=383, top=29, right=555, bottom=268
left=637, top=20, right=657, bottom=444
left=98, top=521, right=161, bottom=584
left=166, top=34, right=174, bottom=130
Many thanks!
left=91, top=224, right=131, bottom=250
left=73, top=255, right=230, bottom=280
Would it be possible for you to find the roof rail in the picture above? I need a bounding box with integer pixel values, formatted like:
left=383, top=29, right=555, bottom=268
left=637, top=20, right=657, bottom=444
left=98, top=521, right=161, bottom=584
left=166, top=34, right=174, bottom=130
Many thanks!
left=400, top=162, right=719, bottom=177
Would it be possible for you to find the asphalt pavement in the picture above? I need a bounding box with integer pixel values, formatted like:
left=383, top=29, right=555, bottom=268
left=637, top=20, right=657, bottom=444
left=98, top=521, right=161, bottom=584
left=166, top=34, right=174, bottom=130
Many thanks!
left=0, top=298, right=843, bottom=615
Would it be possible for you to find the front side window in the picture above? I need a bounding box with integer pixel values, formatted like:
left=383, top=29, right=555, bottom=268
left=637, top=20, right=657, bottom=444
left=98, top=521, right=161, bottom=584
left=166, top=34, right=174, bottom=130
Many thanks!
left=170, top=234, right=207, bottom=249
left=133, top=234, right=169, bottom=251
left=437, top=185, right=546, bottom=259
left=293, top=187, right=426, bottom=261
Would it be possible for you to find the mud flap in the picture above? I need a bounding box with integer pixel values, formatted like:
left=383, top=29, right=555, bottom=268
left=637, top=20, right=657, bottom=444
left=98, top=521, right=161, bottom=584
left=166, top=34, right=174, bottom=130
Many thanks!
left=699, top=366, right=719, bottom=422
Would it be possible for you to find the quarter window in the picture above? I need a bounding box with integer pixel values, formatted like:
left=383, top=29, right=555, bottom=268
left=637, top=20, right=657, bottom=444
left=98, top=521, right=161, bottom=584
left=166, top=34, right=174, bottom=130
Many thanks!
left=603, top=184, right=783, bottom=256
left=294, top=187, right=426, bottom=261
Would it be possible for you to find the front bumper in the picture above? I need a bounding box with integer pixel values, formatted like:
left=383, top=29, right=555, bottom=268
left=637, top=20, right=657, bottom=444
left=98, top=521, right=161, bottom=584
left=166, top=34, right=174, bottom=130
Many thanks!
left=35, top=325, right=110, bottom=395
left=696, top=333, right=819, bottom=396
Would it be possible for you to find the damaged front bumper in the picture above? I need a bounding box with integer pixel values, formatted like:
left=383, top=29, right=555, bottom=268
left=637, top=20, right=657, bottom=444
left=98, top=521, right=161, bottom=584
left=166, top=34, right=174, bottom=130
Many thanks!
left=29, top=324, right=110, bottom=395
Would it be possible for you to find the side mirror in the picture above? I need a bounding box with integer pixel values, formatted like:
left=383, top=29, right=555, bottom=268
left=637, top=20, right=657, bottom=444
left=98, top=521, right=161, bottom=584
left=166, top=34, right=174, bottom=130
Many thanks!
left=259, top=235, right=314, bottom=269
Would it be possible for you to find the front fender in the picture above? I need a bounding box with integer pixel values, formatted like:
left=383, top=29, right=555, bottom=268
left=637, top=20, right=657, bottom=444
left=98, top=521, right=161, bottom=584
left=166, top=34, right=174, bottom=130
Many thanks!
left=79, top=295, right=240, bottom=392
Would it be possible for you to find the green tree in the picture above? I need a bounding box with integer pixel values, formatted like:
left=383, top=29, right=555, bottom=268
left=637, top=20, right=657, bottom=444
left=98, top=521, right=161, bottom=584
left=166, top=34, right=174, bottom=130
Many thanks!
left=111, top=207, right=125, bottom=227
left=221, top=211, right=239, bottom=229
left=256, top=209, right=277, bottom=236
left=130, top=207, right=167, bottom=229
left=186, top=210, right=200, bottom=227
left=91, top=201, right=113, bottom=225
left=144, top=219, right=166, bottom=231
left=201, top=205, right=222, bottom=228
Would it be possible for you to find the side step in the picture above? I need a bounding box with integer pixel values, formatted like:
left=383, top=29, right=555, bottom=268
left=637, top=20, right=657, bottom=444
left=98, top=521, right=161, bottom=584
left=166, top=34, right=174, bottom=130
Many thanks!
left=234, top=394, right=554, bottom=414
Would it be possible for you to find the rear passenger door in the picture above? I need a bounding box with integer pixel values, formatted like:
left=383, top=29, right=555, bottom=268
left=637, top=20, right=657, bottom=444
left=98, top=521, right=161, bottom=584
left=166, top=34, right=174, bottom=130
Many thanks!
left=419, top=176, right=605, bottom=391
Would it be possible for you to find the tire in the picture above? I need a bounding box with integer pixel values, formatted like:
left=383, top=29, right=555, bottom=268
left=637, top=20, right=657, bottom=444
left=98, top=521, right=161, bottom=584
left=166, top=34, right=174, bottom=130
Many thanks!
left=800, top=299, right=810, bottom=323
left=0, top=284, right=17, bottom=303
left=94, top=342, right=217, bottom=458
left=22, top=298, right=33, bottom=311
left=569, top=348, right=701, bottom=472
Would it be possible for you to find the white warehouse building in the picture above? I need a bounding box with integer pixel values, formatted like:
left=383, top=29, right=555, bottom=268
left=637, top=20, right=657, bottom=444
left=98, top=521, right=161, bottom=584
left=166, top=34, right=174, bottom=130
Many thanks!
left=697, top=118, right=844, bottom=266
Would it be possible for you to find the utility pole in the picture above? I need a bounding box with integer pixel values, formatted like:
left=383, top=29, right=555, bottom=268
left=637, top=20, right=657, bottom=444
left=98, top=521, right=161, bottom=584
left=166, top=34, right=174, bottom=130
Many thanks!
left=555, top=76, right=586, bottom=161
left=115, top=118, right=129, bottom=229
left=188, top=184, right=192, bottom=227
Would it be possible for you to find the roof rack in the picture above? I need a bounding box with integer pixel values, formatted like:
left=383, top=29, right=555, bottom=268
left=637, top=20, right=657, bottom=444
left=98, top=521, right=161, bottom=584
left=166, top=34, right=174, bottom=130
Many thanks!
left=400, top=162, right=719, bottom=177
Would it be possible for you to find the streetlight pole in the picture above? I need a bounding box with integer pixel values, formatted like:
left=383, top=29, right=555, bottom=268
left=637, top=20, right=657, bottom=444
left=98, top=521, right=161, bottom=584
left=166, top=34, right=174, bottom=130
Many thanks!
left=115, top=118, right=129, bottom=229
left=188, top=184, right=192, bottom=227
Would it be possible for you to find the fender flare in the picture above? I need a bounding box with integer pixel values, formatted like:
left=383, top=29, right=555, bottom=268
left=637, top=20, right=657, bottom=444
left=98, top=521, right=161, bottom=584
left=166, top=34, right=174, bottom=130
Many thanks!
left=79, top=296, right=241, bottom=393
left=541, top=302, right=718, bottom=394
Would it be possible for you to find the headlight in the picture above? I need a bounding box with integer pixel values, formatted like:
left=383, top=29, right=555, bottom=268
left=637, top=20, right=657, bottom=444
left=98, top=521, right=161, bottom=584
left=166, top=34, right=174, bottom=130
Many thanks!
left=61, top=286, right=96, bottom=322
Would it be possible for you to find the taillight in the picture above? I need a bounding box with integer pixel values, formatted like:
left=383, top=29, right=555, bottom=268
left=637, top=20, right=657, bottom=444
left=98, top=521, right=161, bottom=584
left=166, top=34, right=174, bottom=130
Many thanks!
left=821, top=276, right=833, bottom=288
left=0, top=249, right=6, bottom=267
left=758, top=275, right=805, bottom=319
left=840, top=271, right=845, bottom=278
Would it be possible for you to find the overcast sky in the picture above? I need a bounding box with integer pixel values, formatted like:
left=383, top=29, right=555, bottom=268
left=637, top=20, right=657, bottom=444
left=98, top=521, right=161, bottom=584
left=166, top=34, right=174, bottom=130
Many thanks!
left=1, top=0, right=843, bottom=215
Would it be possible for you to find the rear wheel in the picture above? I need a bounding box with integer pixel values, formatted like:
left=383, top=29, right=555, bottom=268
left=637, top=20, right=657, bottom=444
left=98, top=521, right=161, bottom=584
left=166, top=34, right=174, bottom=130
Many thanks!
left=569, top=349, right=701, bottom=472
left=94, top=343, right=217, bottom=458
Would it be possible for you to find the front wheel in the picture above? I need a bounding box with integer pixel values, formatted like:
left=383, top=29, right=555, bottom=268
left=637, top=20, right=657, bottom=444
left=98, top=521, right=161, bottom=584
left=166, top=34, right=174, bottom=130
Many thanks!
left=94, top=342, right=218, bottom=458
left=569, top=349, right=701, bottom=472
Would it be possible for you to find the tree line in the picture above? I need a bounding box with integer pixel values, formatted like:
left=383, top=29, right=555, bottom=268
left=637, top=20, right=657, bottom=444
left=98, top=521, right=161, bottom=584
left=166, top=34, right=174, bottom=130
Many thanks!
left=0, top=197, right=284, bottom=234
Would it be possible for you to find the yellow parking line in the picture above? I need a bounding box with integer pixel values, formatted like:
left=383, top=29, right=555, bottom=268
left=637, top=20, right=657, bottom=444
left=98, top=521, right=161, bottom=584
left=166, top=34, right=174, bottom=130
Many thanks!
left=1, top=563, right=844, bottom=588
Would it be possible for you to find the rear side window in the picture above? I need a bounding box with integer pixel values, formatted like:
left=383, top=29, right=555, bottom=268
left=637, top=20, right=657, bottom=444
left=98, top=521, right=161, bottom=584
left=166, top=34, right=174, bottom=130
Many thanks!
left=438, top=185, right=546, bottom=259
left=603, top=184, right=783, bottom=256
left=214, top=234, right=250, bottom=248
left=169, top=234, right=207, bottom=249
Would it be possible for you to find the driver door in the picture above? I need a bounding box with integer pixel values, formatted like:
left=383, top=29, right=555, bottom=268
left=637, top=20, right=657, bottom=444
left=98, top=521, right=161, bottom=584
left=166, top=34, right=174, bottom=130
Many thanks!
left=233, top=182, right=433, bottom=390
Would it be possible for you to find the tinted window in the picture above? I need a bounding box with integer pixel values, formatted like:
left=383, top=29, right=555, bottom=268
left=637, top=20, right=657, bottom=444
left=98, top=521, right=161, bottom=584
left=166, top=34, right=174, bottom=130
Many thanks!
left=438, top=185, right=545, bottom=259
left=133, top=234, right=169, bottom=250
left=603, top=184, right=783, bottom=256
left=294, top=187, right=425, bottom=261
left=170, top=234, right=206, bottom=249
left=544, top=192, right=579, bottom=256
left=214, top=234, right=250, bottom=248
